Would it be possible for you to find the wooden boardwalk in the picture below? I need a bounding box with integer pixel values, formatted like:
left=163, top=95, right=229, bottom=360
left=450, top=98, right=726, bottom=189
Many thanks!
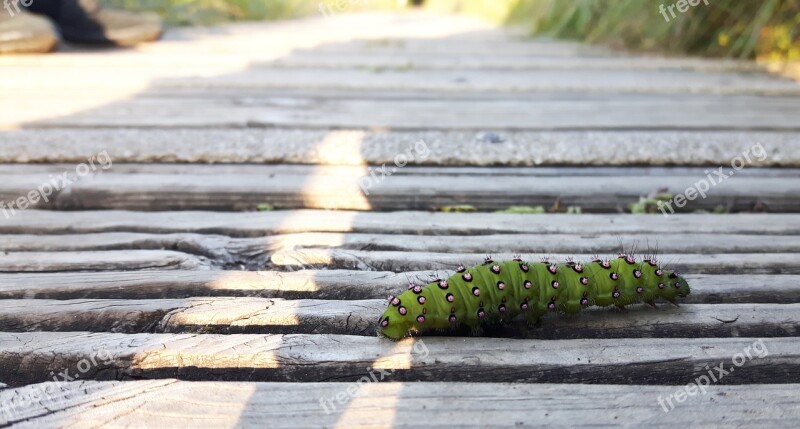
left=1, top=11, right=800, bottom=428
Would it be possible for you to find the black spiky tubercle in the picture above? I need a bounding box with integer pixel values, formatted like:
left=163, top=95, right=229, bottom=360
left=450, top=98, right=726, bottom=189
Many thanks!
left=378, top=255, right=690, bottom=339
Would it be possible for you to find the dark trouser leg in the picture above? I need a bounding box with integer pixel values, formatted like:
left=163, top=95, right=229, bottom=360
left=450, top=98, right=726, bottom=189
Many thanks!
left=24, top=0, right=162, bottom=46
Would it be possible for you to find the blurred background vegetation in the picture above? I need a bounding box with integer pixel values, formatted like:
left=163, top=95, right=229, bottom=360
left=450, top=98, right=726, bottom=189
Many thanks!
left=100, top=0, right=406, bottom=24
left=428, top=0, right=800, bottom=60
left=102, top=0, right=799, bottom=60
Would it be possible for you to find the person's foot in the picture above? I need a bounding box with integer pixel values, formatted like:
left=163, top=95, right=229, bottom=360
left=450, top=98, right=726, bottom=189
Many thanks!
left=25, top=0, right=163, bottom=47
left=0, top=9, right=58, bottom=54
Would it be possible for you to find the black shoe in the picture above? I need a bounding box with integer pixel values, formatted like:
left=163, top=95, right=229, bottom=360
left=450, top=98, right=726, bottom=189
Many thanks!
left=24, top=0, right=162, bottom=46
left=0, top=9, right=58, bottom=54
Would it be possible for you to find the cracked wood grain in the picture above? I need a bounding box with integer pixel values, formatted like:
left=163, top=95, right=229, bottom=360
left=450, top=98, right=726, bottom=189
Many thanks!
left=1, top=169, right=798, bottom=212
left=5, top=164, right=800, bottom=178
left=3, top=380, right=799, bottom=428
left=0, top=297, right=380, bottom=336
left=0, top=250, right=211, bottom=273
left=1, top=130, right=799, bottom=167
left=0, top=233, right=236, bottom=262
left=4, top=232, right=799, bottom=270
left=14, top=94, right=800, bottom=130
left=1, top=210, right=797, bottom=236
left=270, top=250, right=800, bottom=274
left=10, top=66, right=800, bottom=96
left=0, top=271, right=796, bottom=304
left=225, top=231, right=800, bottom=255
left=0, top=333, right=797, bottom=386
left=267, top=51, right=764, bottom=71
left=0, top=299, right=796, bottom=339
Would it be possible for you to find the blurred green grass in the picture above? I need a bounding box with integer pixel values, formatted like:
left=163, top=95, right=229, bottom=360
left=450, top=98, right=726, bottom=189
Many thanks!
left=425, top=0, right=800, bottom=60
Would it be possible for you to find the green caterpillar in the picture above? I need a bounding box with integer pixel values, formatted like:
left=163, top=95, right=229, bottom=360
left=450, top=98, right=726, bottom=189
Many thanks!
left=378, top=254, right=690, bottom=339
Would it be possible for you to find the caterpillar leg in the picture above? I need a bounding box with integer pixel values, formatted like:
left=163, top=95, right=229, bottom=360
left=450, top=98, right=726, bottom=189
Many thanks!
left=470, top=326, right=485, bottom=337
left=524, top=313, right=543, bottom=328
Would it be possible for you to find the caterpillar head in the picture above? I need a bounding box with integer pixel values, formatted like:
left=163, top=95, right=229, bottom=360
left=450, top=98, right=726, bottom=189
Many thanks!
left=663, top=271, right=691, bottom=300
left=378, top=286, right=428, bottom=339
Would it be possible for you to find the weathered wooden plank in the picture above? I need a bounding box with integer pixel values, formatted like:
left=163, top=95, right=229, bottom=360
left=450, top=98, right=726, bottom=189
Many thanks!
left=0, top=271, right=795, bottom=304
left=3, top=380, right=799, bottom=428
left=0, top=298, right=187, bottom=333
left=0, top=298, right=381, bottom=336
left=520, top=303, right=800, bottom=339
left=2, top=129, right=798, bottom=167
left=0, top=232, right=233, bottom=255
left=310, top=38, right=623, bottom=57
left=0, top=171, right=796, bottom=212
left=15, top=95, right=800, bottom=130
left=121, top=85, right=800, bottom=104
left=227, top=232, right=800, bottom=255
left=0, top=332, right=793, bottom=386
left=270, top=250, right=800, bottom=274
left=5, top=237, right=798, bottom=274
left=28, top=80, right=772, bottom=103
left=0, top=169, right=800, bottom=211
left=1, top=161, right=797, bottom=212
left=0, top=298, right=796, bottom=339
left=5, top=232, right=798, bottom=271
left=0, top=232, right=241, bottom=266
left=0, top=250, right=210, bottom=272
left=10, top=68, right=796, bottom=96
left=158, top=298, right=381, bottom=335
left=268, top=51, right=764, bottom=72
left=0, top=49, right=762, bottom=71
left=1, top=210, right=798, bottom=236
left=165, top=68, right=800, bottom=96
left=0, top=270, right=404, bottom=300
left=4, top=164, right=800, bottom=178
left=0, top=231, right=224, bottom=251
